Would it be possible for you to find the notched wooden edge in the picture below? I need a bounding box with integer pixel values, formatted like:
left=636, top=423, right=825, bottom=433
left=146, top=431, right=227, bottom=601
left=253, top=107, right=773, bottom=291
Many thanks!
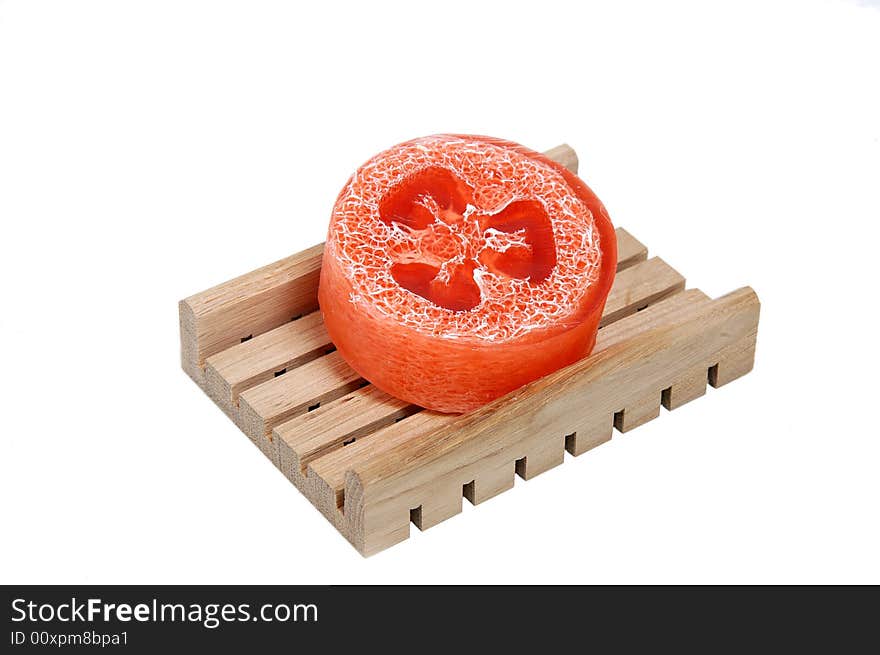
left=337, top=286, right=760, bottom=554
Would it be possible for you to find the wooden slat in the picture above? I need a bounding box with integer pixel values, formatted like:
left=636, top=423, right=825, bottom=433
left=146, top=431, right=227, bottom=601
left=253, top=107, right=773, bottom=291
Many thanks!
left=542, top=143, right=578, bottom=174
left=330, top=289, right=716, bottom=553
left=309, top=411, right=448, bottom=509
left=342, top=287, right=759, bottom=555
left=204, top=311, right=332, bottom=416
left=275, top=385, right=417, bottom=476
left=599, top=257, right=684, bottom=328
left=238, top=351, right=363, bottom=449
left=614, top=228, right=648, bottom=271
left=179, top=244, right=323, bottom=386
left=323, top=292, right=712, bottom=553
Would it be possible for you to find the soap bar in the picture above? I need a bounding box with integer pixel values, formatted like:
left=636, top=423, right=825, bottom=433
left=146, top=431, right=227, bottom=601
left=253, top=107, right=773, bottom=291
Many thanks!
left=318, top=134, right=617, bottom=413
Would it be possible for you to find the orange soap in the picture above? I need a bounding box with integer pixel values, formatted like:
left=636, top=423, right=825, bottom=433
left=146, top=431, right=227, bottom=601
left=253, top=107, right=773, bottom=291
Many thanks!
left=318, top=134, right=616, bottom=413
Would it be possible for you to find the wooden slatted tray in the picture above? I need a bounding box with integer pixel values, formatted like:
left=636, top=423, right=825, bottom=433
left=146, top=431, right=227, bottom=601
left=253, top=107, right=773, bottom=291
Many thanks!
left=179, top=144, right=760, bottom=556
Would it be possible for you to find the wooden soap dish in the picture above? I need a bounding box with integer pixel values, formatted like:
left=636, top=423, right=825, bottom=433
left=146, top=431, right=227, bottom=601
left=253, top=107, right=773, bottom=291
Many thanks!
left=179, top=144, right=760, bottom=556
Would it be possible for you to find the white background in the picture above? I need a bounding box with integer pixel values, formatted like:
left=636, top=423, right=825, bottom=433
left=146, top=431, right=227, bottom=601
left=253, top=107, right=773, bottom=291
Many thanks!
left=1, top=0, right=878, bottom=584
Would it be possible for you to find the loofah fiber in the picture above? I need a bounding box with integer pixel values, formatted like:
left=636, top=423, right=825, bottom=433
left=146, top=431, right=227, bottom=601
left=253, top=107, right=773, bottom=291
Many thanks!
left=319, top=134, right=617, bottom=413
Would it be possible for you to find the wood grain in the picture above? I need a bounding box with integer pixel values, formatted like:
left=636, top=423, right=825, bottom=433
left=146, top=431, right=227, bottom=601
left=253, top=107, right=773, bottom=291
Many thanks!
left=205, top=311, right=332, bottom=417
left=276, top=385, right=417, bottom=479
left=238, top=351, right=363, bottom=461
left=179, top=244, right=323, bottom=387
left=599, top=256, right=684, bottom=328
left=542, top=143, right=578, bottom=173
left=614, top=228, right=648, bottom=271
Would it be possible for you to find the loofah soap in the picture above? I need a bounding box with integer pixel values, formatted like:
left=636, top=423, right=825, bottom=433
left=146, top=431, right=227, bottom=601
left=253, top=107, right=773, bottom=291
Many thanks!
left=318, top=134, right=617, bottom=413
